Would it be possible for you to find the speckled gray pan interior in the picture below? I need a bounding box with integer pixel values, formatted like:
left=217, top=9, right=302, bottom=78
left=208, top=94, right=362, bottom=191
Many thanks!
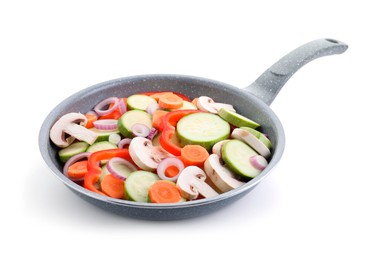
left=39, top=38, right=348, bottom=220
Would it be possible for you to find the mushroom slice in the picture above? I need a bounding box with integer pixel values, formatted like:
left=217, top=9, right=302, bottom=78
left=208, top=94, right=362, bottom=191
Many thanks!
left=196, top=96, right=236, bottom=114
left=196, top=96, right=218, bottom=113
left=211, top=140, right=230, bottom=158
left=204, top=154, right=245, bottom=193
left=129, top=137, right=172, bottom=171
left=49, top=112, right=98, bottom=148
left=176, top=166, right=219, bottom=200
left=210, top=102, right=236, bottom=113
left=231, top=128, right=271, bottom=159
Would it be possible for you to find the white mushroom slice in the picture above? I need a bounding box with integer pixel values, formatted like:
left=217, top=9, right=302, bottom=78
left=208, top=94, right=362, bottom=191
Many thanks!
left=204, top=154, right=245, bottom=193
left=212, top=140, right=230, bottom=157
left=63, top=124, right=97, bottom=145
left=49, top=112, right=98, bottom=148
left=176, top=166, right=219, bottom=200
left=231, top=128, right=271, bottom=159
left=196, top=96, right=218, bottom=113
left=129, top=137, right=172, bottom=171
left=210, top=102, right=236, bottom=113
left=197, top=96, right=236, bottom=114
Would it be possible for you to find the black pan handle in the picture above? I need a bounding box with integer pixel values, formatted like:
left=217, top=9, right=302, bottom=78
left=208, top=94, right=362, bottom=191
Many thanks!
left=244, top=38, right=348, bottom=105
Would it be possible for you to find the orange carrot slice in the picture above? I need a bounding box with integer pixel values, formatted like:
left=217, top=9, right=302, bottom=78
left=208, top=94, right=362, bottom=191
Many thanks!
left=181, top=145, right=209, bottom=168
left=158, top=93, right=183, bottom=109
left=100, top=174, right=125, bottom=199
left=150, top=92, right=174, bottom=101
left=67, top=160, right=88, bottom=179
left=148, top=180, right=182, bottom=203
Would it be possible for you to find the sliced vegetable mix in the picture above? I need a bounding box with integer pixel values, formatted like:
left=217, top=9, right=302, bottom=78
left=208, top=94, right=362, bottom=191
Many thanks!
left=50, top=91, right=273, bottom=204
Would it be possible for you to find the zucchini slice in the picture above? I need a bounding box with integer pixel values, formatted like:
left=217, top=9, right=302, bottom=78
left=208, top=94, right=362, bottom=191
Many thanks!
left=124, top=171, right=160, bottom=202
left=222, top=139, right=262, bottom=179
left=58, top=141, right=89, bottom=163
left=218, top=108, right=260, bottom=128
left=118, top=110, right=152, bottom=138
left=176, top=112, right=230, bottom=151
left=127, top=94, right=157, bottom=111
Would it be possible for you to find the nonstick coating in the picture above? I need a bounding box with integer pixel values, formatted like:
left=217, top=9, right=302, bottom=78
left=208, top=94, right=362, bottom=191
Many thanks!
left=39, top=38, right=348, bottom=220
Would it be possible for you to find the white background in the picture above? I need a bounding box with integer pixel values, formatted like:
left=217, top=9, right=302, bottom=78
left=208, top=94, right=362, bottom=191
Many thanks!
left=1, top=1, right=386, bottom=259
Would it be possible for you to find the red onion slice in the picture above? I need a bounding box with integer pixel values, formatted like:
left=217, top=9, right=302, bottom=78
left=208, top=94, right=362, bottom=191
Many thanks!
left=94, top=97, right=119, bottom=116
left=157, top=157, right=185, bottom=182
left=118, top=138, right=132, bottom=148
left=249, top=155, right=268, bottom=171
left=93, top=119, right=118, bottom=130
left=147, top=128, right=158, bottom=140
left=106, top=157, right=137, bottom=181
left=118, top=98, right=128, bottom=115
left=63, top=152, right=91, bottom=181
left=131, top=123, right=150, bottom=137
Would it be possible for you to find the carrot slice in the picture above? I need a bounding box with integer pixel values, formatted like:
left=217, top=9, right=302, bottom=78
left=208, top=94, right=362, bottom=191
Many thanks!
left=181, top=145, right=209, bottom=168
left=152, top=110, right=169, bottom=131
left=158, top=93, right=183, bottom=109
left=140, top=91, right=191, bottom=102
left=148, top=180, right=182, bottom=203
left=67, top=160, right=88, bottom=179
left=150, top=92, right=173, bottom=102
left=100, top=174, right=125, bottom=199
left=84, top=113, right=98, bottom=128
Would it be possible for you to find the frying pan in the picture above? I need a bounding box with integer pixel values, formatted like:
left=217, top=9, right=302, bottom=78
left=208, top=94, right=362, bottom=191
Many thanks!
left=39, top=38, right=348, bottom=220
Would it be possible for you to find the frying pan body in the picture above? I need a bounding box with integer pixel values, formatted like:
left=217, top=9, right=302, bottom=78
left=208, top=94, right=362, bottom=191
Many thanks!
left=39, top=39, right=348, bottom=220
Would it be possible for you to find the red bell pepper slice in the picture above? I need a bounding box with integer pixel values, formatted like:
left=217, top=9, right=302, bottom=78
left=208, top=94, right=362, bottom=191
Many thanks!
left=159, top=110, right=200, bottom=156
left=84, top=148, right=132, bottom=196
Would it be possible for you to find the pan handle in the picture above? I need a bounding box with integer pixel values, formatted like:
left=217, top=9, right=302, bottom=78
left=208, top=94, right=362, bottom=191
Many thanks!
left=244, top=38, right=348, bottom=105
